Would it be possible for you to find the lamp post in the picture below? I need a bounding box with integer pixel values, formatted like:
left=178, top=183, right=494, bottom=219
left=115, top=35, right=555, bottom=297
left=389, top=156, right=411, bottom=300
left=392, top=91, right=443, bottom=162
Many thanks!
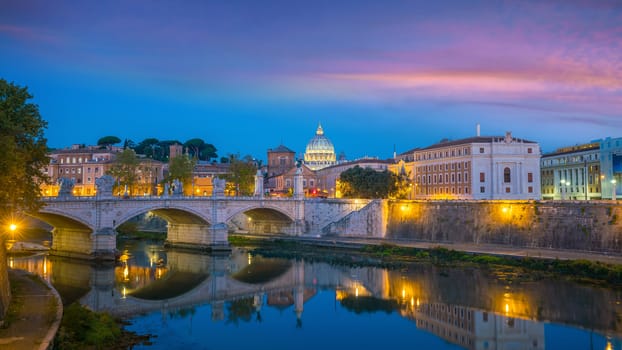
left=560, top=180, right=567, bottom=200
left=612, top=179, right=617, bottom=201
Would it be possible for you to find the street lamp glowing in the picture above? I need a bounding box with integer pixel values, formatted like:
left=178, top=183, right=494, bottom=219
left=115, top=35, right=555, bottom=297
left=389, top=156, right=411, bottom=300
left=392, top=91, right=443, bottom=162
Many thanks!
left=9, top=224, right=17, bottom=232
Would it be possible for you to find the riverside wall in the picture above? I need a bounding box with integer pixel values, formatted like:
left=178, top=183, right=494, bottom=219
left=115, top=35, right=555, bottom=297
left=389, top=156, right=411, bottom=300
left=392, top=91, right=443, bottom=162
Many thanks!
left=331, top=200, right=622, bottom=254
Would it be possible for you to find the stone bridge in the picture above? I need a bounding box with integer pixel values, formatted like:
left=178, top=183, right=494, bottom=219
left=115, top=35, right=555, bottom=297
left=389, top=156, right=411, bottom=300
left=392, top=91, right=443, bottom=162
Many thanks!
left=32, top=195, right=381, bottom=260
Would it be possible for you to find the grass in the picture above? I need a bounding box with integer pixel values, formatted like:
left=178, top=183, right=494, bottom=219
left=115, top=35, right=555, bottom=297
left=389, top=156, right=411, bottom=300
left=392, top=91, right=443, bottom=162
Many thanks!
left=54, top=303, right=153, bottom=350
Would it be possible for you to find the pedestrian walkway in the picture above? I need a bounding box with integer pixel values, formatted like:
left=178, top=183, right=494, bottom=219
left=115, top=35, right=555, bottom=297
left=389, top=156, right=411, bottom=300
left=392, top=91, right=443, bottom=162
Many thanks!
left=0, top=269, right=62, bottom=350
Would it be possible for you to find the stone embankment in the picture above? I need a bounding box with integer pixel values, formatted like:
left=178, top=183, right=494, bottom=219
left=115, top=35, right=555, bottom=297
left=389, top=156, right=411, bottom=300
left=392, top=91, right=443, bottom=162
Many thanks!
left=321, top=199, right=622, bottom=257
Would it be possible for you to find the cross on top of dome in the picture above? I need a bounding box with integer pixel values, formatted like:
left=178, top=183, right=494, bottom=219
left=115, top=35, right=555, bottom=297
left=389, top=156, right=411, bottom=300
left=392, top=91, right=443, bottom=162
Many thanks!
left=316, top=123, right=324, bottom=136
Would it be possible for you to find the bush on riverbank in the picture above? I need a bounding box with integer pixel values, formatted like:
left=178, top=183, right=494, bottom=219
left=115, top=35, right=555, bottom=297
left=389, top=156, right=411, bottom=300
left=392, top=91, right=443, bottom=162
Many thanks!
left=55, top=303, right=153, bottom=349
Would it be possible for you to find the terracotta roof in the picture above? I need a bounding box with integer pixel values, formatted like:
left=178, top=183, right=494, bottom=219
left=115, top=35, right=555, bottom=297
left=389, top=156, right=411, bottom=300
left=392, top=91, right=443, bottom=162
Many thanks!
left=268, top=145, right=295, bottom=153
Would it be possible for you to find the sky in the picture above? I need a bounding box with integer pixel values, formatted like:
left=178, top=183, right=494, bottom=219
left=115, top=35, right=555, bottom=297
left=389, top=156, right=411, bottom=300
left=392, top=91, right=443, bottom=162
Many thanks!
left=1, top=0, right=621, bottom=161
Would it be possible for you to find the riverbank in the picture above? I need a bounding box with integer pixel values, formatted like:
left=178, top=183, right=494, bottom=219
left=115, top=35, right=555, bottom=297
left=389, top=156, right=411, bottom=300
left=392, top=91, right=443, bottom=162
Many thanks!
left=0, top=269, right=62, bottom=350
left=230, top=234, right=622, bottom=288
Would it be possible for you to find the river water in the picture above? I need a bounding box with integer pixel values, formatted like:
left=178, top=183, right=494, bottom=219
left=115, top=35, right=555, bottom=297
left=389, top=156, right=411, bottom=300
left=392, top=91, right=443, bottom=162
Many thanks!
left=9, top=239, right=622, bottom=350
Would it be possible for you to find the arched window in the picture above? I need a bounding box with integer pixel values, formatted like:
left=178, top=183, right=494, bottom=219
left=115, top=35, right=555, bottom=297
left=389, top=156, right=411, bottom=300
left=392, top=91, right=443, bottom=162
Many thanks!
left=504, top=167, right=511, bottom=183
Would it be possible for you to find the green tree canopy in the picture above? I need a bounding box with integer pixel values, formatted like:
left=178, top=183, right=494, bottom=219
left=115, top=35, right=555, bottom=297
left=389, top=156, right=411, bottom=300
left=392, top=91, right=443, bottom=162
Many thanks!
left=133, top=138, right=160, bottom=158
left=166, top=154, right=196, bottom=188
left=221, top=154, right=257, bottom=196
left=0, top=79, right=49, bottom=214
left=338, top=166, right=403, bottom=199
left=97, top=136, right=121, bottom=148
left=184, top=138, right=218, bottom=161
left=106, top=148, right=140, bottom=196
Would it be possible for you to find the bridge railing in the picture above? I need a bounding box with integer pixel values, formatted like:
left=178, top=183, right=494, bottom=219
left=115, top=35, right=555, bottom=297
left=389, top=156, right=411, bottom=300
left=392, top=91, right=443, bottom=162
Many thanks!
left=40, top=195, right=307, bottom=202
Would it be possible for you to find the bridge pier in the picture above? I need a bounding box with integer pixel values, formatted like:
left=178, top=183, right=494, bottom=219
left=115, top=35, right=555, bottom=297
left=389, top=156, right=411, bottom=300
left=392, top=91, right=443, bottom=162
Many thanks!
left=51, top=227, right=117, bottom=260
left=166, top=223, right=230, bottom=251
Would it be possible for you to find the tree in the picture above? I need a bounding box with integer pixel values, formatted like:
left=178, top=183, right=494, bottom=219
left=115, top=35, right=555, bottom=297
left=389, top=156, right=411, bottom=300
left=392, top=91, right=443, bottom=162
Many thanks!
left=107, top=148, right=139, bottom=196
left=166, top=154, right=196, bottom=194
left=184, top=138, right=218, bottom=161
left=133, top=138, right=160, bottom=159
left=221, top=154, right=257, bottom=196
left=0, top=79, right=49, bottom=215
left=97, top=136, right=121, bottom=149
left=338, top=166, right=399, bottom=199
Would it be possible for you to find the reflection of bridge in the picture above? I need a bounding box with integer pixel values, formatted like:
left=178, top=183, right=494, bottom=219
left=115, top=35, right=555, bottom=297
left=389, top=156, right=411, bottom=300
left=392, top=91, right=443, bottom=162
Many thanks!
left=32, top=196, right=379, bottom=259
left=12, top=249, right=622, bottom=341
left=45, top=249, right=385, bottom=323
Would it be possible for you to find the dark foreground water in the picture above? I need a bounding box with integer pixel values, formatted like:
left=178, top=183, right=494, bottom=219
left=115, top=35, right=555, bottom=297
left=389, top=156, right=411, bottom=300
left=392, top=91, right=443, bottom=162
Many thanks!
left=9, top=240, right=622, bottom=350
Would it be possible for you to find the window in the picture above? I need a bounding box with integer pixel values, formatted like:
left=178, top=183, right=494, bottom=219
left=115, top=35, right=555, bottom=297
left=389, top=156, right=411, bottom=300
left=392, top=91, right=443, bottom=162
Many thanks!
left=310, top=180, right=314, bottom=187
left=464, top=172, right=468, bottom=182
left=505, top=187, right=511, bottom=193
left=480, top=172, right=485, bottom=182
left=479, top=147, right=484, bottom=154
left=527, top=148, right=533, bottom=154
left=504, top=167, right=511, bottom=183
left=528, top=186, right=533, bottom=193
left=465, top=187, right=469, bottom=194
left=528, top=172, right=533, bottom=183
left=480, top=186, right=485, bottom=193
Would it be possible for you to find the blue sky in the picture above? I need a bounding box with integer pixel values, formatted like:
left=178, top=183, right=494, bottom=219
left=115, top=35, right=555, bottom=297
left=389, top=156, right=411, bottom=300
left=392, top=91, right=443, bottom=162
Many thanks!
left=1, top=0, right=621, bottom=161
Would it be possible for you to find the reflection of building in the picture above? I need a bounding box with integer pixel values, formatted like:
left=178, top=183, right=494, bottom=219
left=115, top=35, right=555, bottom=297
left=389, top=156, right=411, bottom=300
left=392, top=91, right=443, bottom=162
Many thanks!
left=414, top=303, right=545, bottom=350
left=42, top=144, right=164, bottom=196
left=406, top=131, right=541, bottom=200
left=540, top=142, right=601, bottom=200
left=303, top=123, right=337, bottom=171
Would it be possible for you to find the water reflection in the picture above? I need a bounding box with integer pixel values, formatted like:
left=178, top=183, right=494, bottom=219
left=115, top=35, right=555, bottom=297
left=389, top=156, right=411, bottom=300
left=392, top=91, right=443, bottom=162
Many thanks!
left=7, top=243, right=622, bottom=350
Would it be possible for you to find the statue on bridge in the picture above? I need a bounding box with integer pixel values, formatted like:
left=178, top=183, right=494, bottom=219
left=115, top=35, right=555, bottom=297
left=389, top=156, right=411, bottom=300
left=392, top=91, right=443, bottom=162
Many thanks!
left=95, top=175, right=115, bottom=198
left=57, top=177, right=75, bottom=198
left=172, top=179, right=183, bottom=196
left=213, top=177, right=226, bottom=197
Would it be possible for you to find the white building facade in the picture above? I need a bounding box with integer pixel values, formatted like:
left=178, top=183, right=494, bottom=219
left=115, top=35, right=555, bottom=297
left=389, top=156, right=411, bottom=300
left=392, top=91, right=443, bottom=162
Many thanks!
left=412, top=132, right=541, bottom=200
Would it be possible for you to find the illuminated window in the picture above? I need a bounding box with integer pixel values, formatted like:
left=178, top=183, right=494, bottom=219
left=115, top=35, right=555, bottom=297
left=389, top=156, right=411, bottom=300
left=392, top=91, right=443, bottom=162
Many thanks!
left=528, top=186, right=533, bottom=193
left=528, top=172, right=533, bottom=183
left=480, top=172, right=485, bottom=182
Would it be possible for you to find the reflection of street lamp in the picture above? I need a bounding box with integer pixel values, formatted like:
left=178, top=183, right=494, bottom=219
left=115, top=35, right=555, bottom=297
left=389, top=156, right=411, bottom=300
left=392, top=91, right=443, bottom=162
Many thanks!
left=612, top=179, right=617, bottom=201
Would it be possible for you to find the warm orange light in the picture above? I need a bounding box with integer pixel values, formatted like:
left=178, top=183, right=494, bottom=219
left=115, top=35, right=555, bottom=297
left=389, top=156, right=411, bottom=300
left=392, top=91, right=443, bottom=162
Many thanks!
left=9, top=224, right=17, bottom=232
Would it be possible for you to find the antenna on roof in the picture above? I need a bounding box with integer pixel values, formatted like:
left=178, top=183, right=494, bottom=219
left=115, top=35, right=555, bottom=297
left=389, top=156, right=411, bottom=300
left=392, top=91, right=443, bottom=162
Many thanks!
left=476, top=123, right=481, bottom=137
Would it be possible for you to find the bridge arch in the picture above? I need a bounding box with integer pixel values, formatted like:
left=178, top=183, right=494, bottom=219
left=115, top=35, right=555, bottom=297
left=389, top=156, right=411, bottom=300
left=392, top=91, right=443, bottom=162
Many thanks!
left=115, top=205, right=211, bottom=229
left=30, top=210, right=94, bottom=232
left=225, top=205, right=296, bottom=235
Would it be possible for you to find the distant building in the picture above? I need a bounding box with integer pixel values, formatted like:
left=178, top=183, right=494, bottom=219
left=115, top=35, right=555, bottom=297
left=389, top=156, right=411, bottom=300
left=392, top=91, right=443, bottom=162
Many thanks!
left=42, top=144, right=164, bottom=196
left=598, top=137, right=622, bottom=200
left=303, top=123, right=337, bottom=170
left=408, top=132, right=540, bottom=200
left=191, top=161, right=230, bottom=196
left=540, top=137, right=622, bottom=200
left=267, top=145, right=296, bottom=177
left=540, top=142, right=601, bottom=200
